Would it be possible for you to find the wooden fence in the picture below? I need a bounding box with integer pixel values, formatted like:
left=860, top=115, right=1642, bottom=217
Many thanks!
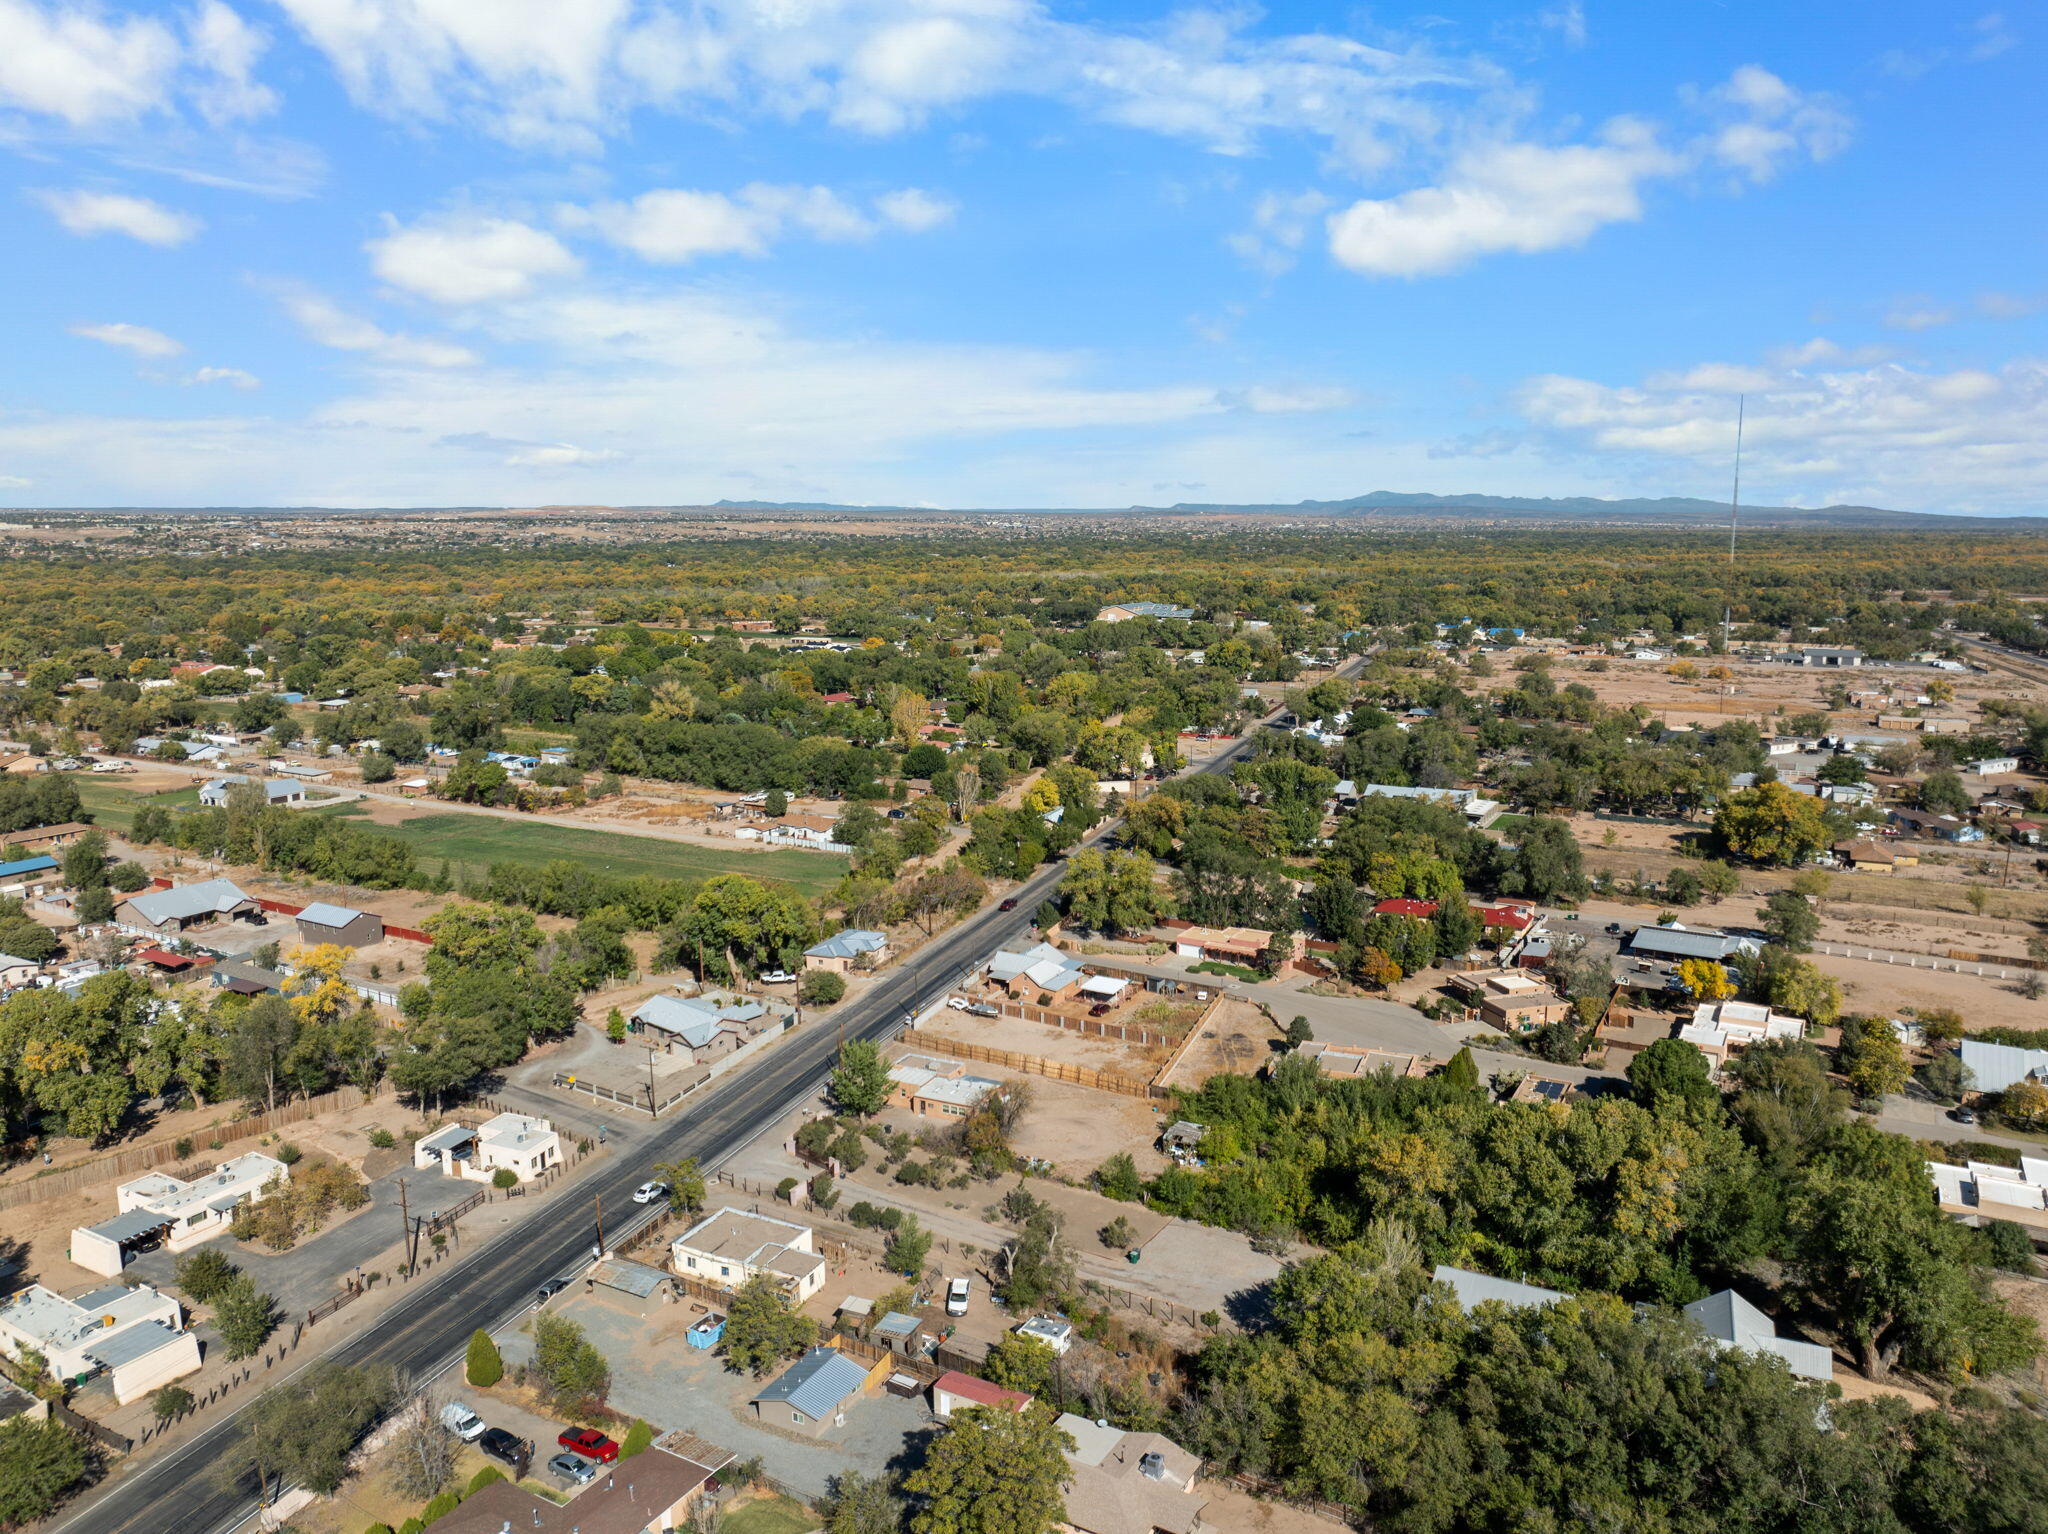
left=0, top=1081, right=393, bottom=1214
left=984, top=997, right=1179, bottom=1048
left=53, top=1399, right=133, bottom=1456
left=897, top=1028, right=1164, bottom=1100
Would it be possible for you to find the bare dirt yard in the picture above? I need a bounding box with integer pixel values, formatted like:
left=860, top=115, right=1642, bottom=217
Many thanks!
left=914, top=1009, right=1173, bottom=1078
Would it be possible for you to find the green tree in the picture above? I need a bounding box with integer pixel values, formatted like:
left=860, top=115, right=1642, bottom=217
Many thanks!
left=151, top=1384, right=195, bottom=1421
left=831, top=1039, right=894, bottom=1116
left=1761, top=890, right=1821, bottom=952
left=530, top=1313, right=611, bottom=1411
left=666, top=873, right=817, bottom=980
left=906, top=1403, right=1074, bottom=1534
left=1057, top=848, right=1166, bottom=935
left=651, top=1155, right=707, bottom=1216
left=885, top=1214, right=934, bottom=1276
left=174, top=1248, right=242, bottom=1304
left=824, top=1470, right=907, bottom=1534
left=1714, top=782, right=1831, bottom=867
left=1092, top=1151, right=1144, bottom=1202
left=215, top=1363, right=397, bottom=1502
left=0, top=1415, right=89, bottom=1526
left=1838, top=1016, right=1911, bottom=1102
left=800, top=968, right=847, bottom=1007
left=465, top=1329, right=502, bottom=1388
left=996, top=1211, right=1072, bottom=1309
left=619, top=1418, right=655, bottom=1458
left=1495, top=816, right=1588, bottom=902
left=982, top=1333, right=1059, bottom=1398
left=213, top=1273, right=280, bottom=1359
left=1442, top=1047, right=1479, bottom=1094
left=1751, top=947, right=1844, bottom=1026
left=721, top=1273, right=817, bottom=1376
left=1919, top=769, right=1971, bottom=816
left=1627, top=1037, right=1718, bottom=1113
left=1697, top=860, right=1741, bottom=901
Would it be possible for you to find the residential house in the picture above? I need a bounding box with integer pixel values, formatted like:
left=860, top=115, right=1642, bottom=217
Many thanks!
left=1450, top=970, right=1575, bottom=1033
left=1014, top=1316, right=1078, bottom=1354
left=412, top=1112, right=561, bottom=1184
left=1171, top=925, right=1296, bottom=966
left=115, top=878, right=260, bottom=934
left=0, top=1282, right=200, bottom=1405
left=1433, top=1264, right=1568, bottom=1311
left=749, top=1347, right=873, bottom=1434
left=888, top=1053, right=1001, bottom=1118
left=1096, top=602, right=1195, bottom=622
left=1833, top=839, right=1914, bottom=872
left=930, top=1370, right=1032, bottom=1421
left=0, top=854, right=59, bottom=899
left=1968, top=757, right=2022, bottom=776
left=1056, top=1413, right=1207, bottom=1534
left=0, top=822, right=90, bottom=853
left=0, top=753, right=48, bottom=774
left=1296, top=1041, right=1433, bottom=1078
left=1794, top=647, right=1864, bottom=667
left=1927, top=1154, right=2048, bottom=1215
left=804, top=928, right=890, bottom=975
left=1888, top=807, right=1986, bottom=843
left=1620, top=924, right=1759, bottom=965
left=70, top=1153, right=287, bottom=1277
left=196, top=775, right=306, bottom=808
left=1683, top=1290, right=1834, bottom=1383
left=294, top=901, right=384, bottom=949
left=628, top=993, right=771, bottom=1063
left=988, top=941, right=1087, bottom=999
left=208, top=958, right=287, bottom=997
left=671, top=1207, right=827, bottom=1301
left=1677, top=1000, right=1806, bottom=1071
left=1959, top=1039, right=2048, bottom=1096
left=428, top=1448, right=715, bottom=1534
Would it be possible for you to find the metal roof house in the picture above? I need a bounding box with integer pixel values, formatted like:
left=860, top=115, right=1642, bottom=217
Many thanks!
left=1959, top=1038, right=2048, bottom=1096
left=1683, top=1290, right=1833, bottom=1382
left=1096, top=602, right=1196, bottom=622
left=114, top=877, right=259, bottom=934
left=1621, top=924, right=1759, bottom=964
left=294, top=901, right=384, bottom=949
left=197, top=775, right=306, bottom=807
left=803, top=928, right=890, bottom=974
left=749, top=1346, right=872, bottom=1434
left=629, top=993, right=770, bottom=1063
left=1433, top=1264, right=1568, bottom=1311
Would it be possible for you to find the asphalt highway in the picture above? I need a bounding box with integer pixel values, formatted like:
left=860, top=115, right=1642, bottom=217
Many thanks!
left=55, top=669, right=1342, bottom=1534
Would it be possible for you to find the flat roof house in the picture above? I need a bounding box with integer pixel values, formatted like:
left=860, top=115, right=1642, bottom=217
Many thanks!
left=0, top=1282, right=200, bottom=1405
left=672, top=1207, right=826, bottom=1302
left=804, top=928, right=890, bottom=975
left=888, top=1052, right=1000, bottom=1117
left=1056, top=1412, right=1207, bottom=1534
left=1170, top=925, right=1276, bottom=964
left=1295, top=1041, right=1432, bottom=1079
left=294, top=901, right=384, bottom=949
left=1449, top=970, right=1575, bottom=1034
left=749, top=1346, right=872, bottom=1434
left=628, top=993, right=769, bottom=1063
left=1677, top=1000, right=1805, bottom=1071
left=115, top=877, right=260, bottom=934
left=413, top=1112, right=561, bottom=1183
left=71, top=1152, right=288, bottom=1276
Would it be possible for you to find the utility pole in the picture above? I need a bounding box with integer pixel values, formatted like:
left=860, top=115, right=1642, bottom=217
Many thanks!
left=398, top=1178, right=413, bottom=1269
left=594, top=1193, right=605, bottom=1259
left=645, top=1045, right=658, bottom=1116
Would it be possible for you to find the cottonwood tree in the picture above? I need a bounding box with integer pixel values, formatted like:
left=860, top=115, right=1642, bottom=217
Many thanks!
left=906, top=1403, right=1074, bottom=1534
left=830, top=1040, right=894, bottom=1117
left=721, top=1275, right=816, bottom=1377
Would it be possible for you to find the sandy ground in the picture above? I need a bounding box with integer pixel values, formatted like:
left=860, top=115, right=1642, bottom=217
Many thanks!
left=1814, top=952, right=2048, bottom=1030
left=1162, top=998, right=1284, bottom=1090
left=914, top=1009, right=1171, bottom=1076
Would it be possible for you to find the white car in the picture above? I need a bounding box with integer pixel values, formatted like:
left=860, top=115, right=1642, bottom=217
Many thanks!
left=946, top=1277, right=971, bottom=1316
left=632, top=1180, right=669, bottom=1205
left=759, top=970, right=796, bottom=984
left=440, top=1402, right=487, bottom=1442
left=946, top=997, right=971, bottom=1011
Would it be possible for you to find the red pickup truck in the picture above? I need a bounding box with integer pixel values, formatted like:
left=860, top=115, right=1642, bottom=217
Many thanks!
left=557, top=1427, right=619, bottom=1463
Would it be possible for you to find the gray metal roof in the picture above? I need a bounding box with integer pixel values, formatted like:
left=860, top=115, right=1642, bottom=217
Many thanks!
left=1961, top=1039, right=2048, bottom=1095
left=591, top=1258, right=670, bottom=1298
left=83, top=1320, right=185, bottom=1370
left=121, top=878, right=252, bottom=925
left=805, top=928, right=888, bottom=959
left=297, top=901, right=371, bottom=928
left=1684, top=1289, right=1832, bottom=1382
left=1433, top=1264, right=1566, bottom=1311
left=752, top=1347, right=868, bottom=1419
left=83, top=1208, right=172, bottom=1244
left=1624, top=925, right=1753, bottom=961
left=871, top=1310, right=921, bottom=1337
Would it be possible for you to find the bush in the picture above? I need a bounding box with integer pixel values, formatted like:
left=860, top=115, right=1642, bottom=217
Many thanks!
left=620, top=1419, right=655, bottom=1458
left=420, top=1492, right=459, bottom=1526
left=360, top=753, right=397, bottom=784
left=275, top=1142, right=303, bottom=1166
left=151, top=1384, right=194, bottom=1421
left=174, top=1248, right=242, bottom=1304
left=367, top=1128, right=397, bottom=1149
left=809, top=1173, right=838, bottom=1210
left=491, top=1167, right=518, bottom=1189
left=776, top=1176, right=800, bottom=1201
left=399, top=1521, right=423, bottom=1534
left=465, top=1467, right=504, bottom=1496
left=1984, top=1219, right=2038, bottom=1273
left=365, top=1525, right=396, bottom=1534
left=109, top=860, right=148, bottom=892
left=174, top=1136, right=194, bottom=1159
left=800, top=969, right=847, bottom=1006
left=465, top=1329, right=502, bottom=1388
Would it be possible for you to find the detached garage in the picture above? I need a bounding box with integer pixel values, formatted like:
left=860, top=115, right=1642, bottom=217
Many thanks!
left=294, top=901, right=383, bottom=949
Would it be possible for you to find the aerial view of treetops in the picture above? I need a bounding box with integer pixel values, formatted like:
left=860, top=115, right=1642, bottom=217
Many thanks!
left=11, top=516, right=2048, bottom=1532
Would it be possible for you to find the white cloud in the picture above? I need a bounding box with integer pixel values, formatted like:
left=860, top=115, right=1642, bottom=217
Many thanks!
left=875, top=187, right=956, bottom=232
left=184, top=0, right=277, bottom=124
left=270, top=283, right=479, bottom=367
left=184, top=365, right=259, bottom=388
left=1516, top=350, right=2048, bottom=511
left=1979, top=291, right=2045, bottom=320
left=1227, top=188, right=1331, bottom=275
left=1328, top=126, right=1678, bottom=277
left=0, top=475, right=29, bottom=488
left=36, top=187, right=202, bottom=245
left=367, top=214, right=580, bottom=304
left=71, top=321, right=183, bottom=359
left=1881, top=12, right=2018, bottom=79
left=1537, top=3, right=1586, bottom=48
left=1885, top=302, right=1955, bottom=332
left=1225, top=384, right=1355, bottom=413
left=565, top=182, right=949, bottom=263
left=0, top=0, right=180, bottom=126
left=1326, top=66, right=1847, bottom=278
left=504, top=442, right=623, bottom=468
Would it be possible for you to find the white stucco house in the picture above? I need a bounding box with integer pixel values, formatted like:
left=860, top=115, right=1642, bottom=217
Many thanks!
left=412, top=1111, right=562, bottom=1183
left=0, top=1282, right=201, bottom=1404
left=671, top=1207, right=826, bottom=1302
left=71, top=1153, right=289, bottom=1278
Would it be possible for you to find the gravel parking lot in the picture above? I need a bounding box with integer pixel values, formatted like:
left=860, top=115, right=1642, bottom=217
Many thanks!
left=497, top=1291, right=937, bottom=1498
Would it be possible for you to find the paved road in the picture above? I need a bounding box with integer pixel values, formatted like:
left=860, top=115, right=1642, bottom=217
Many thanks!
left=56, top=671, right=1345, bottom=1534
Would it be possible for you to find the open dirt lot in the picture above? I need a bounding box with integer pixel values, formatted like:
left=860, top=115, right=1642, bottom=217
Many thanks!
left=1815, top=951, right=2048, bottom=1031
left=913, top=1009, right=1172, bottom=1077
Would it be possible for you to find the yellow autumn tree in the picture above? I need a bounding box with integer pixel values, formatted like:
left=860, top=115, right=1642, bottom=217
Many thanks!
left=1677, top=958, right=1736, bottom=1001
left=283, top=944, right=355, bottom=1028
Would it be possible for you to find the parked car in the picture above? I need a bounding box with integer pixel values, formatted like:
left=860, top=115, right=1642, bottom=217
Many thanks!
left=998, top=898, right=1019, bottom=911
left=946, top=1276, right=971, bottom=1316
left=534, top=1278, right=569, bottom=1309
left=439, top=1402, right=486, bottom=1442
left=558, top=1427, right=620, bottom=1463
left=1951, top=1105, right=1979, bottom=1125
left=478, top=1428, right=529, bottom=1473
left=549, top=1452, right=598, bottom=1485
left=947, top=997, right=971, bottom=1011
left=965, top=1002, right=999, bottom=1018
left=632, top=1180, right=669, bottom=1205
left=759, top=969, right=796, bottom=984
left=1088, top=1003, right=1112, bottom=1017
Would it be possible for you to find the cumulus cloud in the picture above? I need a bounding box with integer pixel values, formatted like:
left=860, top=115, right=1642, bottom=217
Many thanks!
left=36, top=187, right=202, bottom=245
left=0, top=0, right=276, bottom=129
left=368, top=214, right=580, bottom=304
left=184, top=365, right=259, bottom=388
left=269, top=283, right=479, bottom=367
left=1325, top=66, right=1846, bottom=278
left=1516, top=350, right=2048, bottom=511
left=1228, top=188, right=1332, bottom=275
left=563, top=182, right=951, bottom=263
left=504, top=442, right=624, bottom=468
left=1885, top=301, right=1955, bottom=332
left=71, top=321, right=183, bottom=359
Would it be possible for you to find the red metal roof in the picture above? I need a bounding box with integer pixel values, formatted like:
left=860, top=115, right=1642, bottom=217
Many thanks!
left=137, top=948, right=195, bottom=969
left=1372, top=899, right=1439, bottom=919
left=930, top=1371, right=1031, bottom=1410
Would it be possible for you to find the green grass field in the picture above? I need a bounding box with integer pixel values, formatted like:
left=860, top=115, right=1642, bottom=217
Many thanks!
left=313, top=802, right=847, bottom=895
left=716, top=1496, right=815, bottom=1534
left=65, top=775, right=202, bottom=831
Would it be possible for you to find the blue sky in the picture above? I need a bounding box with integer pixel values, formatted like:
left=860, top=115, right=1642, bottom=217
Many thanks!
left=0, top=0, right=2041, bottom=511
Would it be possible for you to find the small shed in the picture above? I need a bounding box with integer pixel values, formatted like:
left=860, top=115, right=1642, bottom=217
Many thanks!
left=294, top=901, right=384, bottom=950
left=871, top=1310, right=927, bottom=1358
left=589, top=1258, right=674, bottom=1313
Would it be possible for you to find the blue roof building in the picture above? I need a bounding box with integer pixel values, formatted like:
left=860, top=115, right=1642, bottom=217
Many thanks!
left=749, top=1347, right=871, bottom=1434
